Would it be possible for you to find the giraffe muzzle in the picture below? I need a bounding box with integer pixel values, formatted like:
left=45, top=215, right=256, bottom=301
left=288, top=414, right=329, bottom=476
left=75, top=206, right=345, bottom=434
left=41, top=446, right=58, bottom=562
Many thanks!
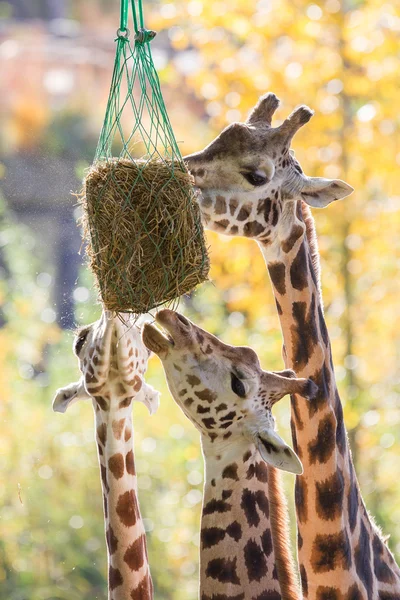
left=142, top=310, right=194, bottom=357
left=156, top=309, right=192, bottom=340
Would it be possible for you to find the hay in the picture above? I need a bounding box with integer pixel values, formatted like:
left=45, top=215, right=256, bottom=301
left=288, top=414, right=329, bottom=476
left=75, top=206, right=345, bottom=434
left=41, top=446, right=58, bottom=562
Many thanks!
left=80, top=158, right=210, bottom=314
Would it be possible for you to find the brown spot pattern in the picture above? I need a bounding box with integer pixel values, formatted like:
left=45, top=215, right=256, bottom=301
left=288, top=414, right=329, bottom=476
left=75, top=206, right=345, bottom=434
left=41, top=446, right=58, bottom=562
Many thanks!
left=109, top=566, right=123, bottom=590
left=187, top=374, right=201, bottom=386
left=222, top=463, right=239, bottom=480
left=257, top=530, right=272, bottom=560
left=206, top=557, right=240, bottom=584
left=290, top=242, right=309, bottom=290
left=300, top=564, right=308, bottom=596
left=221, top=490, right=233, bottom=500
left=93, top=395, right=108, bottom=410
left=124, top=534, right=146, bottom=571
left=133, top=375, right=142, bottom=392
left=125, top=449, right=136, bottom=475
left=201, top=527, right=226, bottom=549
left=240, top=489, right=269, bottom=527
left=97, top=423, right=107, bottom=446
left=101, top=464, right=109, bottom=493
left=130, top=576, right=153, bottom=600
left=226, top=521, right=242, bottom=541
left=295, top=476, right=307, bottom=523
left=315, top=469, right=344, bottom=521
left=215, top=195, right=227, bottom=214
left=215, top=219, right=230, bottom=230
left=316, top=587, right=339, bottom=600
left=108, top=453, right=125, bottom=479
left=347, top=584, right=364, bottom=600
left=106, top=525, right=118, bottom=555
left=268, top=262, right=286, bottom=296
left=116, top=490, right=139, bottom=527
left=354, top=520, right=373, bottom=598
left=195, top=389, right=218, bottom=403
left=202, top=594, right=244, bottom=600
left=290, top=296, right=318, bottom=370
left=308, top=413, right=336, bottom=465
left=203, top=498, right=231, bottom=515
left=282, top=224, right=304, bottom=253
left=244, top=538, right=268, bottom=582
left=244, top=220, right=265, bottom=237
left=311, top=531, right=351, bottom=573
left=112, top=418, right=125, bottom=440
left=247, top=461, right=269, bottom=483
left=372, top=536, right=396, bottom=584
left=119, top=397, right=131, bottom=409
left=202, top=417, right=216, bottom=429
left=237, top=206, right=251, bottom=221
left=252, top=592, right=281, bottom=600
left=308, top=362, right=331, bottom=417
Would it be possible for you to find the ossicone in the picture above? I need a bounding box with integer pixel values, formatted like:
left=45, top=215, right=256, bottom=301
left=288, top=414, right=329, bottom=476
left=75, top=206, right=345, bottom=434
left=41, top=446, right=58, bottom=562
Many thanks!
left=247, top=92, right=281, bottom=127
left=278, top=105, right=314, bottom=143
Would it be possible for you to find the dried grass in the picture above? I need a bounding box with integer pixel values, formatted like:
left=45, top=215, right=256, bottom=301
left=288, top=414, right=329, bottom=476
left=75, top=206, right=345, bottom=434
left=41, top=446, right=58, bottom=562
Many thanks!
left=80, top=158, right=209, bottom=313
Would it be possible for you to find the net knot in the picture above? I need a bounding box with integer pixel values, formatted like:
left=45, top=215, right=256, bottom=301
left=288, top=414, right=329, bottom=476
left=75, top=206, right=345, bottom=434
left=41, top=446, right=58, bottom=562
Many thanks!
left=135, top=28, right=157, bottom=44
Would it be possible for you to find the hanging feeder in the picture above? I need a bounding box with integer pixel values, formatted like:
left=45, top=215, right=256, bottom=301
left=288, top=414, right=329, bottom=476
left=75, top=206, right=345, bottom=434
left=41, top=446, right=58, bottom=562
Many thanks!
left=80, top=0, right=209, bottom=314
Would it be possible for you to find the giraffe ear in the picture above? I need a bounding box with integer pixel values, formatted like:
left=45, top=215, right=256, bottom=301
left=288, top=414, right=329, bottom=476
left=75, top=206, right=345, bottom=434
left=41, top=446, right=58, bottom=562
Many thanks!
left=272, top=369, right=297, bottom=379
left=263, top=371, right=318, bottom=403
left=255, top=429, right=303, bottom=475
left=300, top=177, right=354, bottom=208
left=136, top=382, right=160, bottom=415
left=52, top=380, right=90, bottom=413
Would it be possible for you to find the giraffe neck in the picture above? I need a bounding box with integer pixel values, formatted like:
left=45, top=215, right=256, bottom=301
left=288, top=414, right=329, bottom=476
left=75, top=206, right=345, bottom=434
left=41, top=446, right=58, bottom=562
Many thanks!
left=259, top=201, right=400, bottom=599
left=200, top=442, right=299, bottom=600
left=94, top=402, right=152, bottom=600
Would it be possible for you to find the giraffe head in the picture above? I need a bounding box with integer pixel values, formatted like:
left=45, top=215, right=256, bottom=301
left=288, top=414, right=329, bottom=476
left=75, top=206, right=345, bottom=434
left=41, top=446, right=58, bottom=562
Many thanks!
left=143, top=309, right=317, bottom=474
left=184, top=93, right=353, bottom=243
left=53, top=311, right=159, bottom=415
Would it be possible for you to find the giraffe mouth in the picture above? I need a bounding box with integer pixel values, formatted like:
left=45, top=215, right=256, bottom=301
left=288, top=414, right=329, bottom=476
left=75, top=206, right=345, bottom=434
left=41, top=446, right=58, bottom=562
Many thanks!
left=142, top=323, right=173, bottom=356
left=142, top=310, right=193, bottom=356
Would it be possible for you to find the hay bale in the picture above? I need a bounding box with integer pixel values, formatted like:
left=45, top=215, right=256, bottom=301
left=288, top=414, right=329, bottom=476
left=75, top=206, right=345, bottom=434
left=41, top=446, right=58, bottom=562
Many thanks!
left=80, top=158, right=209, bottom=313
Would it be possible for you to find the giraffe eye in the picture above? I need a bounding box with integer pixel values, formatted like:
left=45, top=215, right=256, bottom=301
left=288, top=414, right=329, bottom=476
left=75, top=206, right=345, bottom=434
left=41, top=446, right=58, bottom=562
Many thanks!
left=74, top=329, right=89, bottom=356
left=231, top=373, right=246, bottom=398
left=241, top=171, right=268, bottom=187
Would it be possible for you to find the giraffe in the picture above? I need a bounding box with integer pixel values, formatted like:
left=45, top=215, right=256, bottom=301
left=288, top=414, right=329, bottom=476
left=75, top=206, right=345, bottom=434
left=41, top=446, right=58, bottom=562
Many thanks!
left=183, top=93, right=400, bottom=599
left=53, top=310, right=159, bottom=600
left=143, top=308, right=318, bottom=600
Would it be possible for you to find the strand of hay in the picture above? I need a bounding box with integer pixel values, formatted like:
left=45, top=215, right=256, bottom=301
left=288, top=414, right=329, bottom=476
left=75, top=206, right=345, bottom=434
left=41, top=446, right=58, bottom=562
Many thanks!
left=80, top=158, right=210, bottom=314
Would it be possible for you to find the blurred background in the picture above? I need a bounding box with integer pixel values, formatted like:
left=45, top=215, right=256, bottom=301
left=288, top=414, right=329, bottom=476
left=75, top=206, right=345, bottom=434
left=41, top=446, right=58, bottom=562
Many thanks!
left=1, top=0, right=399, bottom=598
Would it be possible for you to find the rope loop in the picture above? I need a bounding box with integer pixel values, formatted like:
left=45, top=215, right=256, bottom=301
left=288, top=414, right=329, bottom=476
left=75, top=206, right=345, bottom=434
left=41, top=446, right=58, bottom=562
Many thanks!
left=115, top=27, right=130, bottom=42
left=134, top=28, right=157, bottom=44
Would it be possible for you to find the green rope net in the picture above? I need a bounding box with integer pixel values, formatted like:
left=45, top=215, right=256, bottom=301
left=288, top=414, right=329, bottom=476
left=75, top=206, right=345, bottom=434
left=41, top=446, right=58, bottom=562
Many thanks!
left=81, top=0, right=209, bottom=314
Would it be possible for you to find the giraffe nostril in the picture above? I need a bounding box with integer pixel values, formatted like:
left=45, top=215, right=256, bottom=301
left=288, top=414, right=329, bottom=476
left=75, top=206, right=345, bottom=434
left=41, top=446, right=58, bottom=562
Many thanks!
left=176, top=313, right=190, bottom=327
left=197, top=169, right=205, bottom=178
